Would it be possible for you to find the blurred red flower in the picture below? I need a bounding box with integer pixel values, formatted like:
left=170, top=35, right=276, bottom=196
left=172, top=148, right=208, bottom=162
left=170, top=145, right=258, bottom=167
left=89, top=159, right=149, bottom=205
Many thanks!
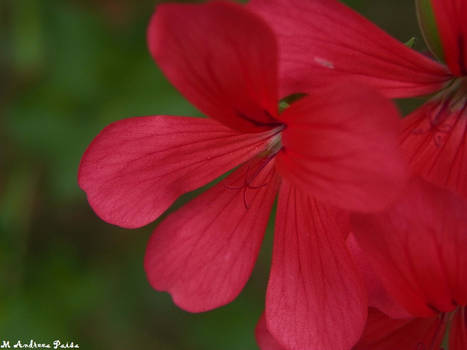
left=79, top=2, right=407, bottom=349
left=349, top=179, right=467, bottom=350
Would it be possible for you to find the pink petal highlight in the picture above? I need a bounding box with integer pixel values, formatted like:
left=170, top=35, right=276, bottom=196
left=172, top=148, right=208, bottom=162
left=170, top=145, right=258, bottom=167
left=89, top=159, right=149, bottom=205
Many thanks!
left=144, top=157, right=279, bottom=312
left=79, top=116, right=275, bottom=228
left=249, top=0, right=451, bottom=98
left=266, top=181, right=367, bottom=350
left=148, top=1, right=280, bottom=133
left=276, top=81, right=408, bottom=212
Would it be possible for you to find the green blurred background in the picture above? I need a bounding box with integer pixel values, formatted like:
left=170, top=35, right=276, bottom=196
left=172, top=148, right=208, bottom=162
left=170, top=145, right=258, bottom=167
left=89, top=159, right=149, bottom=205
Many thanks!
left=1, top=1, right=424, bottom=349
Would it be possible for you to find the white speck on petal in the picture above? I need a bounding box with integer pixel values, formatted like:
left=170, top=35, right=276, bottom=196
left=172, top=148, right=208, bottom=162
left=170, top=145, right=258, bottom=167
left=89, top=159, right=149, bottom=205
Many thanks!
left=314, top=57, right=335, bottom=69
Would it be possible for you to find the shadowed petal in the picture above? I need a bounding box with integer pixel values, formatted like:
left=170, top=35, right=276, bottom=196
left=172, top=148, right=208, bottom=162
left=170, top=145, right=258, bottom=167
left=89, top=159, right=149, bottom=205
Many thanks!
left=266, top=181, right=367, bottom=350
left=79, top=116, right=275, bottom=228
left=255, top=313, right=286, bottom=350
left=347, top=234, right=411, bottom=319
left=352, top=179, right=467, bottom=317
left=400, top=99, right=467, bottom=200
left=148, top=1, right=280, bottom=133
left=354, top=308, right=445, bottom=350
left=276, top=81, right=408, bottom=212
left=432, top=0, right=467, bottom=76
left=450, top=307, right=467, bottom=350
left=249, top=0, right=450, bottom=98
left=144, top=157, right=279, bottom=312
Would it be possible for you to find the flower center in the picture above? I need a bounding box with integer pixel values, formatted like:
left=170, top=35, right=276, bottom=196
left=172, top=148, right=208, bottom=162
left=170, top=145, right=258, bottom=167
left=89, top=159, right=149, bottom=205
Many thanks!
left=224, top=125, right=284, bottom=209
left=449, top=77, right=467, bottom=110
left=437, top=77, right=467, bottom=112
left=263, top=126, right=284, bottom=157
left=416, top=307, right=464, bottom=350
left=413, top=77, right=467, bottom=146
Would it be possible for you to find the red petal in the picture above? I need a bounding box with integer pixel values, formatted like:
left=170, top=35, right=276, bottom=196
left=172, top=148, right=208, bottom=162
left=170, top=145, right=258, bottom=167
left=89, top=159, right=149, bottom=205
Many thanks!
left=400, top=100, right=467, bottom=200
left=79, top=116, right=275, bottom=228
left=148, top=1, right=280, bottom=133
left=347, top=234, right=411, bottom=319
left=351, top=179, right=467, bottom=317
left=255, top=313, right=286, bottom=350
left=249, top=0, right=451, bottom=98
left=276, top=81, right=408, bottom=212
left=266, top=181, right=367, bottom=350
left=449, top=307, right=467, bottom=350
left=144, top=157, right=279, bottom=312
left=432, top=0, right=467, bottom=76
left=354, top=308, right=445, bottom=350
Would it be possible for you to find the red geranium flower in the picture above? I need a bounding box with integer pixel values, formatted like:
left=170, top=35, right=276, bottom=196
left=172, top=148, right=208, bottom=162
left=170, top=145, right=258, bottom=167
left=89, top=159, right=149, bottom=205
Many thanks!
left=249, top=0, right=467, bottom=199
left=78, top=2, right=407, bottom=349
left=349, top=179, right=467, bottom=350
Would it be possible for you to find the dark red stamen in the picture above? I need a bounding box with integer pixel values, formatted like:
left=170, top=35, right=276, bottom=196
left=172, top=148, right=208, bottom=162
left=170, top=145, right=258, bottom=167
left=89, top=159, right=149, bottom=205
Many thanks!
left=223, top=150, right=279, bottom=209
left=412, top=85, right=467, bottom=148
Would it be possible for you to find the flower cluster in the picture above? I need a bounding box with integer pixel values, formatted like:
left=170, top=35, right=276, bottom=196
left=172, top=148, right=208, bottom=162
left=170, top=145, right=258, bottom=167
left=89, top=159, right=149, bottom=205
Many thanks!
left=78, top=0, right=467, bottom=349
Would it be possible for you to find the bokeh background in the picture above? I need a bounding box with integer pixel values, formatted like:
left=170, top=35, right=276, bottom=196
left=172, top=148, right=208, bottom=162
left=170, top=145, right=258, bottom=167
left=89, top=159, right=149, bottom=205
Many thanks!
left=1, top=1, right=426, bottom=349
